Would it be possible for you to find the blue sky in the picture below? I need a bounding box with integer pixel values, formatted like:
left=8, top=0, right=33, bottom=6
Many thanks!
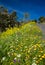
left=0, top=0, right=45, bottom=20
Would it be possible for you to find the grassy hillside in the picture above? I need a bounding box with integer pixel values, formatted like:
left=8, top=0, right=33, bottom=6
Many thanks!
left=0, top=22, right=45, bottom=65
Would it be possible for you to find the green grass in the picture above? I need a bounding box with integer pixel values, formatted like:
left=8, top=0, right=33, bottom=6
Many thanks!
left=0, top=22, right=45, bottom=65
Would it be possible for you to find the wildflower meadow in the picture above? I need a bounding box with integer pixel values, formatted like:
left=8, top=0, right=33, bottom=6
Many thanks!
left=0, top=22, right=45, bottom=65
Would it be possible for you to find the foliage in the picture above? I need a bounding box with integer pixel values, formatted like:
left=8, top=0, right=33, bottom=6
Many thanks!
left=39, top=16, right=45, bottom=23
left=0, top=22, right=45, bottom=65
left=0, top=6, right=21, bottom=32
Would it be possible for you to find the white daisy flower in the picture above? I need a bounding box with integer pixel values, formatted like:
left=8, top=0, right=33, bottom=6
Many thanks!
left=17, top=54, right=21, bottom=58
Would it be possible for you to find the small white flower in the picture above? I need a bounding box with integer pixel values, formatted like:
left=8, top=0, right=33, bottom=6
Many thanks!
left=17, top=54, right=21, bottom=58
left=1, top=57, right=6, bottom=62
left=32, top=59, right=37, bottom=65
left=33, top=57, right=36, bottom=60
left=7, top=52, right=10, bottom=57
left=14, top=57, right=17, bottom=60
left=32, top=63, right=37, bottom=65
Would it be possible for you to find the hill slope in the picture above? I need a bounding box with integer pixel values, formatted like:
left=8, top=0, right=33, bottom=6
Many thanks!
left=0, top=22, right=45, bottom=65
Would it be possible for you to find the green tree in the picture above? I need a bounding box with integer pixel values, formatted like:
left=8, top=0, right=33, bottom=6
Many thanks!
left=39, top=16, right=45, bottom=23
left=0, top=6, right=9, bottom=31
left=0, top=6, right=17, bottom=32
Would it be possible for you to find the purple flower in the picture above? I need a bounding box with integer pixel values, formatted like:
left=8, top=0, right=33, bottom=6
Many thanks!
left=13, top=59, right=16, bottom=63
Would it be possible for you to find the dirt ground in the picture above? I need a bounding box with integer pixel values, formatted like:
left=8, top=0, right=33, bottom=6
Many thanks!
left=37, top=23, right=45, bottom=39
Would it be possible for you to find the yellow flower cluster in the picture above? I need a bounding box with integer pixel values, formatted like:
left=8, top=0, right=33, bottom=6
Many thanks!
left=1, top=27, right=19, bottom=38
left=36, top=54, right=45, bottom=64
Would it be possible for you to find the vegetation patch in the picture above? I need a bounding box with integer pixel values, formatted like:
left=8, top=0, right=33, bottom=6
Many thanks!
left=0, top=22, right=45, bottom=65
